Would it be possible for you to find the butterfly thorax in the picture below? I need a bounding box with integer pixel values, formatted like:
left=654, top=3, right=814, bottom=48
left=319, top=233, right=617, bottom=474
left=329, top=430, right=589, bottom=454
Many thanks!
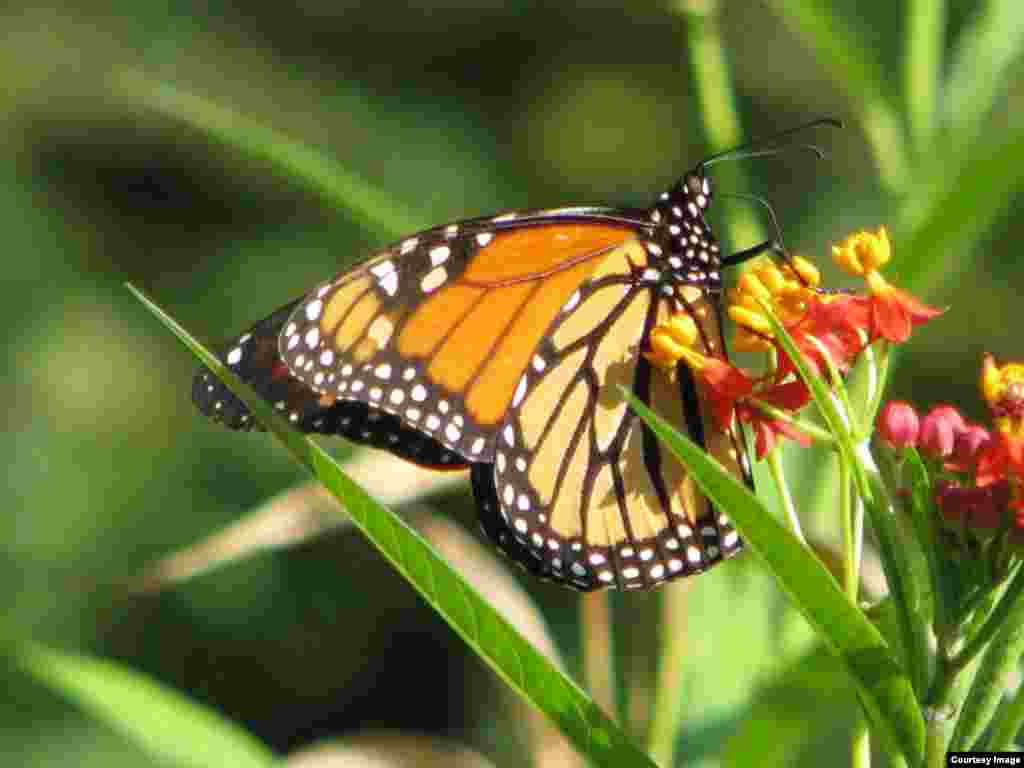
left=644, top=171, right=723, bottom=296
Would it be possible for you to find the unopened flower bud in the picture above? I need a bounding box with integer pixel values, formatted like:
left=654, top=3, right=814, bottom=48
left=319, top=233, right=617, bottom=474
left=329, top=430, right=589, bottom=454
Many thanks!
left=876, top=400, right=920, bottom=449
left=952, top=424, right=992, bottom=468
left=919, top=405, right=966, bottom=458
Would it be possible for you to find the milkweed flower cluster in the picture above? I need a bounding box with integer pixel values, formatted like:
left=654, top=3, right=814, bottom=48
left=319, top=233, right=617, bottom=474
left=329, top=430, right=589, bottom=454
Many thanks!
left=646, top=227, right=944, bottom=458
left=878, top=356, right=1024, bottom=537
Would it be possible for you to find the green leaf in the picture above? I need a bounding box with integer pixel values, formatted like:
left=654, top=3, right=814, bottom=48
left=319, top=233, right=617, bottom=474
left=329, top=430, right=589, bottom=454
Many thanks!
left=765, top=0, right=910, bottom=191
left=623, top=391, right=925, bottom=764
left=128, top=283, right=657, bottom=768
left=894, top=121, right=1024, bottom=297
left=903, top=448, right=958, bottom=630
left=945, top=0, right=1024, bottom=158
left=861, top=469, right=932, bottom=699
left=954, top=568, right=1024, bottom=750
left=722, top=648, right=858, bottom=768
left=903, top=0, right=946, bottom=155
left=116, top=73, right=421, bottom=238
left=15, top=643, right=278, bottom=768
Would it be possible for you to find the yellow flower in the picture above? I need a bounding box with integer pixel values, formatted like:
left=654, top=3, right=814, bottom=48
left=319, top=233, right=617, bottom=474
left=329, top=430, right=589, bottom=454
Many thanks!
left=725, top=255, right=820, bottom=351
left=982, top=355, right=1024, bottom=438
left=832, top=227, right=891, bottom=277
left=647, top=312, right=704, bottom=374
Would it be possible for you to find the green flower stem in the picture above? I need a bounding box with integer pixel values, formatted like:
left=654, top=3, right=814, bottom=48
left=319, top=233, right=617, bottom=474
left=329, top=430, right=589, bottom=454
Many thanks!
left=852, top=715, right=871, bottom=768
left=859, top=340, right=891, bottom=438
left=987, top=676, right=1024, bottom=750
left=747, top=399, right=835, bottom=444
left=952, top=573, right=1024, bottom=751
left=955, top=564, right=1024, bottom=671
left=681, top=0, right=763, bottom=250
left=904, top=0, right=945, bottom=157
left=840, top=454, right=858, bottom=603
left=581, top=592, right=619, bottom=725
left=767, top=449, right=806, bottom=545
left=117, top=73, right=420, bottom=238
left=924, top=654, right=966, bottom=768
left=647, top=581, right=693, bottom=766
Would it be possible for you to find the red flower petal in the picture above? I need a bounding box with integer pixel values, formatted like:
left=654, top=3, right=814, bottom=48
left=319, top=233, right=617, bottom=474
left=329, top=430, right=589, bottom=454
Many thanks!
left=699, top=358, right=755, bottom=428
left=870, top=285, right=944, bottom=343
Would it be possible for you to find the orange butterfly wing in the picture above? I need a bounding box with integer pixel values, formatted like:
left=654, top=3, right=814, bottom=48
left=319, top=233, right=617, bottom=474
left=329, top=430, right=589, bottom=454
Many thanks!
left=278, top=217, right=638, bottom=461
left=473, top=239, right=750, bottom=590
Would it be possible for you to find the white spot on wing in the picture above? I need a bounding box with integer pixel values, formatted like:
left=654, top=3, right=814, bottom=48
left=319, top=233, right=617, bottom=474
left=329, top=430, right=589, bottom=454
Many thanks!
left=305, top=299, right=322, bottom=321
left=380, top=272, right=399, bottom=296
left=371, top=261, right=395, bottom=278
left=512, top=375, right=528, bottom=407
left=429, top=245, right=451, bottom=266
left=421, top=267, right=447, bottom=293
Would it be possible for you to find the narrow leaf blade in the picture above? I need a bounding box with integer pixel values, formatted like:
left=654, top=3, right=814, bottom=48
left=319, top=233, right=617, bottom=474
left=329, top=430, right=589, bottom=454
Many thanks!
left=624, top=391, right=925, bottom=763
left=128, top=283, right=657, bottom=768
left=16, top=643, right=278, bottom=768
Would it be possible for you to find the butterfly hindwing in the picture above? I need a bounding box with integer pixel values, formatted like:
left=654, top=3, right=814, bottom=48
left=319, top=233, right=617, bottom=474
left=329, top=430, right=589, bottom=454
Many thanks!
left=473, top=238, right=749, bottom=590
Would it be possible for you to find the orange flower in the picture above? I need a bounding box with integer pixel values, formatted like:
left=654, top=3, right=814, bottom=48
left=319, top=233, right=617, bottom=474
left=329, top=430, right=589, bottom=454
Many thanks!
left=832, top=227, right=944, bottom=343
left=977, top=433, right=1024, bottom=487
left=738, top=380, right=814, bottom=458
left=776, top=293, right=871, bottom=379
left=647, top=309, right=812, bottom=457
left=981, top=355, right=1024, bottom=439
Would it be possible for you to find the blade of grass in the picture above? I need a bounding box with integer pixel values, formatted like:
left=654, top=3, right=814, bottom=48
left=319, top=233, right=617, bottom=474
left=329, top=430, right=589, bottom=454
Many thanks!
left=903, top=448, right=957, bottom=631
left=904, top=0, right=946, bottom=156
left=987, top=671, right=1024, bottom=750
left=14, top=643, right=278, bottom=768
left=116, top=72, right=421, bottom=238
left=765, top=0, right=910, bottom=192
left=945, top=0, right=1024, bottom=157
left=680, top=0, right=763, bottom=250
left=951, top=568, right=1024, bottom=751
left=894, top=121, right=1024, bottom=296
left=623, top=391, right=925, bottom=764
left=128, top=283, right=657, bottom=768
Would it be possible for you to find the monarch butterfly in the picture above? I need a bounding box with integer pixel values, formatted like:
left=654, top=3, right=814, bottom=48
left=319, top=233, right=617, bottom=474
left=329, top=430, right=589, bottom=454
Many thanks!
left=194, top=122, right=836, bottom=590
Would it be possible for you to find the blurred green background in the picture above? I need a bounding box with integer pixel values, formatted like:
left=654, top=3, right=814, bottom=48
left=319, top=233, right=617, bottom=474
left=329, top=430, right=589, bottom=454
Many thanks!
left=2, top=1, right=1022, bottom=765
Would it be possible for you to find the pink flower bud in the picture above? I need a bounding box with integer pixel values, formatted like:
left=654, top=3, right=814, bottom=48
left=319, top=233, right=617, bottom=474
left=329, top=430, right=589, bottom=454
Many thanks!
left=949, top=424, right=992, bottom=471
left=919, top=405, right=966, bottom=458
left=876, top=400, right=920, bottom=449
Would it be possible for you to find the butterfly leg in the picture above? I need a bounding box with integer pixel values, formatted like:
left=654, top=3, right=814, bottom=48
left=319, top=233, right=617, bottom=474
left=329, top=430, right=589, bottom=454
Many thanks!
left=721, top=239, right=783, bottom=268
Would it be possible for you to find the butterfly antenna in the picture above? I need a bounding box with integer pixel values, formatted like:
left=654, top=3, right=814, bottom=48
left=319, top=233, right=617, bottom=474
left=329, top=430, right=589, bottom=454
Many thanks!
left=700, top=117, right=842, bottom=169
left=720, top=192, right=787, bottom=251
left=719, top=192, right=817, bottom=289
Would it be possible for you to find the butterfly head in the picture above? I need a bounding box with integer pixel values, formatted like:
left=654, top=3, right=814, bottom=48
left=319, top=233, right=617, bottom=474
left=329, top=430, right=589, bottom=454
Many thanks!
left=682, top=167, right=712, bottom=211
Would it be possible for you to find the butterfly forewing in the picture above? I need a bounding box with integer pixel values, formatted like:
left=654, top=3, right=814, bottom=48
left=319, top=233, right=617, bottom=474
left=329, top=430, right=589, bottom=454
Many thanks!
left=192, top=298, right=469, bottom=470
left=278, top=212, right=642, bottom=463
